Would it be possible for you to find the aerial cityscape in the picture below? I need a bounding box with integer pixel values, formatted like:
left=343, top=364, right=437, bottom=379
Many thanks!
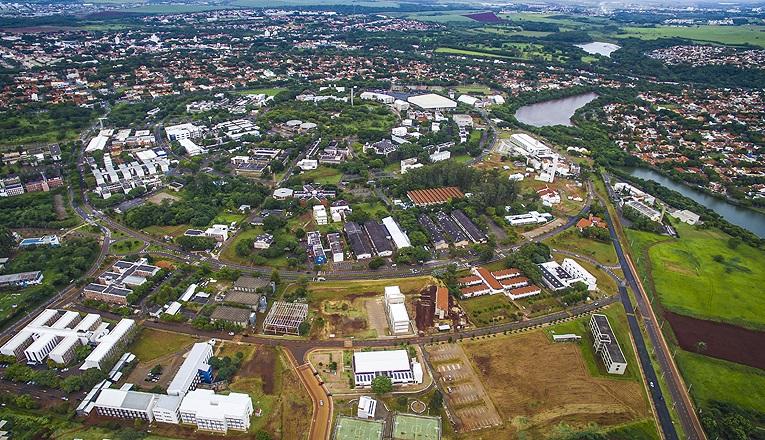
left=0, top=0, right=763, bottom=439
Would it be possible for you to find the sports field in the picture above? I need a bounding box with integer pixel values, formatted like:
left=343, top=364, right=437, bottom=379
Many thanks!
left=627, top=224, right=765, bottom=330
left=334, top=417, right=384, bottom=440
left=392, top=414, right=441, bottom=440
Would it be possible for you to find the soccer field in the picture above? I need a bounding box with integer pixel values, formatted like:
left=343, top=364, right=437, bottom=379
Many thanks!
left=334, top=417, right=384, bottom=440
left=392, top=414, right=441, bottom=440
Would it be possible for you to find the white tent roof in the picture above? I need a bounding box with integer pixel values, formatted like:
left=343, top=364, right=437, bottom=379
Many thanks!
left=354, top=350, right=410, bottom=374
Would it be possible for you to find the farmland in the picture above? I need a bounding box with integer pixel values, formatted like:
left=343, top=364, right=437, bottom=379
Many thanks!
left=457, top=308, right=652, bottom=439
left=626, top=224, right=765, bottom=330
left=614, top=25, right=765, bottom=48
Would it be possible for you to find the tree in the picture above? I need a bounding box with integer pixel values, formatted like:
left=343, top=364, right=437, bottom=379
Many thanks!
left=368, top=257, right=385, bottom=270
left=371, top=375, right=393, bottom=395
left=430, top=390, right=443, bottom=410
left=298, top=321, right=311, bottom=336
left=255, top=431, right=273, bottom=440
left=0, top=226, right=14, bottom=255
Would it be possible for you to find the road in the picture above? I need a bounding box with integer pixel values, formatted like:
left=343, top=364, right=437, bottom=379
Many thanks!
left=289, top=353, right=333, bottom=440
left=601, top=174, right=705, bottom=440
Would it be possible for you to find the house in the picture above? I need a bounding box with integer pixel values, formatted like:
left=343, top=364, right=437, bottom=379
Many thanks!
left=576, top=214, right=607, bottom=230
left=204, top=225, right=229, bottom=242
left=330, top=201, right=352, bottom=222
left=590, top=314, right=627, bottom=375
left=253, top=234, right=274, bottom=249
left=364, top=139, right=397, bottom=157
left=537, top=187, right=561, bottom=207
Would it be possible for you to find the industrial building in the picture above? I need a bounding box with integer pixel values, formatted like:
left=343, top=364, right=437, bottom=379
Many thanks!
left=364, top=220, right=393, bottom=257
left=417, top=213, right=448, bottom=250
left=382, top=216, right=411, bottom=250
left=179, top=389, right=253, bottom=433
left=384, top=286, right=411, bottom=335
left=450, top=210, right=486, bottom=243
left=589, top=314, right=628, bottom=375
left=344, top=222, right=373, bottom=260
left=505, top=211, right=553, bottom=226
left=435, top=211, right=469, bottom=247
left=352, top=350, right=423, bottom=387
left=0, top=271, right=44, bottom=288
left=407, top=187, right=464, bottom=207
left=406, top=93, right=457, bottom=111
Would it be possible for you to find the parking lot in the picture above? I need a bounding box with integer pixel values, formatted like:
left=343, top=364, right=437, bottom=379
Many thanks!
left=426, top=344, right=502, bottom=432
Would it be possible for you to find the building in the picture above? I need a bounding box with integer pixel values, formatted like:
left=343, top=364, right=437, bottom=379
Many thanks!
left=84, top=258, right=160, bottom=305
left=253, top=233, right=274, bottom=250
left=179, top=389, right=253, bottom=433
left=364, top=139, right=397, bottom=157
left=364, top=220, right=393, bottom=257
left=210, top=306, right=251, bottom=327
left=417, top=213, right=448, bottom=250
left=589, top=314, right=628, bottom=375
left=537, top=187, right=561, bottom=207
left=93, top=388, right=158, bottom=422
left=384, top=286, right=410, bottom=335
left=345, top=222, right=373, bottom=260
left=624, top=199, right=662, bottom=222
left=165, top=123, right=204, bottom=141
left=357, top=396, right=377, bottom=419
left=352, top=350, right=423, bottom=387
left=152, top=394, right=183, bottom=425
left=18, top=235, right=60, bottom=247
left=307, top=230, right=326, bottom=265
left=233, top=275, right=269, bottom=293
left=576, top=214, right=607, bottom=230
left=80, top=318, right=137, bottom=370
left=407, top=94, right=457, bottom=111
left=330, top=201, right=352, bottom=223
left=435, top=287, right=449, bottom=319
left=669, top=209, right=701, bottom=225
left=382, top=216, right=411, bottom=250
left=0, top=271, right=43, bottom=288
left=167, top=342, right=213, bottom=396
left=224, top=291, right=262, bottom=309
left=263, top=301, right=308, bottom=335
left=327, top=233, right=344, bottom=263
left=505, top=211, right=553, bottom=226
left=435, top=211, right=469, bottom=247
left=539, top=259, right=597, bottom=291
left=313, top=205, right=328, bottom=225
left=451, top=210, right=486, bottom=243
left=458, top=266, right=540, bottom=300
left=407, top=187, right=464, bottom=207
left=204, top=224, right=229, bottom=242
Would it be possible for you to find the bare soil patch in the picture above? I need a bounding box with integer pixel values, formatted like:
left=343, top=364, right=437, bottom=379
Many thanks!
left=240, top=346, right=276, bottom=394
left=147, top=191, right=180, bottom=205
left=665, top=311, right=765, bottom=369
left=53, top=194, right=67, bottom=220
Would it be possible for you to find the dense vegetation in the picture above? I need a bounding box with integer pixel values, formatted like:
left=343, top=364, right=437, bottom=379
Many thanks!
left=0, top=190, right=78, bottom=229
left=0, top=104, right=99, bottom=146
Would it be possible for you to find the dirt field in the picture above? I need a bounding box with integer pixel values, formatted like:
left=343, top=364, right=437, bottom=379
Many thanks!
left=665, top=311, right=765, bottom=369
left=365, top=298, right=389, bottom=337
left=460, top=331, right=649, bottom=438
left=147, top=191, right=180, bottom=205
left=239, top=345, right=277, bottom=394
left=426, top=344, right=502, bottom=432
left=53, top=194, right=67, bottom=220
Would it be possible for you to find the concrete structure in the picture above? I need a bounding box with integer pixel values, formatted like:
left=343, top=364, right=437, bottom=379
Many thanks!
left=18, top=235, right=60, bottom=247
left=352, top=350, right=422, bottom=387
left=561, top=258, right=597, bottom=291
left=589, top=314, right=628, bottom=375
left=179, top=389, right=253, bottom=433
left=345, top=222, right=373, bottom=260
left=204, top=224, right=229, bottom=242
left=93, top=388, right=158, bottom=421
left=84, top=258, right=160, bottom=305
left=0, top=271, right=43, bottom=288
left=407, top=94, right=457, bottom=111
left=165, top=123, right=204, bottom=141
left=313, top=205, right=328, bottom=225
left=384, top=286, right=410, bottom=335
left=167, top=342, right=214, bottom=397
left=539, top=259, right=597, bottom=292
left=505, top=211, right=553, bottom=226
left=382, top=216, right=411, bottom=250
left=357, top=396, right=377, bottom=419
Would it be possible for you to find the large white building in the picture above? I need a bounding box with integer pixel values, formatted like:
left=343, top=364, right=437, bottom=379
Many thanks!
left=352, top=350, right=423, bottom=387
left=407, top=94, right=457, bottom=111
left=589, top=314, right=628, bottom=375
left=381, top=216, right=411, bottom=250
left=179, top=389, right=253, bottom=433
left=384, top=286, right=410, bottom=335
left=165, top=123, right=204, bottom=141
left=0, top=309, right=134, bottom=370
left=561, top=258, right=597, bottom=291
left=538, top=259, right=597, bottom=292
left=167, top=341, right=214, bottom=396
left=93, top=387, right=158, bottom=421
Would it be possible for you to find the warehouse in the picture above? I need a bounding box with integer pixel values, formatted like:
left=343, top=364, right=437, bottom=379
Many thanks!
left=417, top=213, right=448, bottom=250
left=382, top=216, right=411, bottom=250
left=407, top=94, right=457, bottom=111
left=589, top=314, right=628, bottom=375
left=384, top=286, right=410, bottom=335
left=451, top=210, right=486, bottom=243
left=364, top=220, right=393, bottom=257
left=344, top=222, right=373, bottom=260
left=407, top=187, right=464, bottom=207
left=435, top=211, right=469, bottom=247
left=0, top=271, right=43, bottom=288
left=352, top=350, right=423, bottom=387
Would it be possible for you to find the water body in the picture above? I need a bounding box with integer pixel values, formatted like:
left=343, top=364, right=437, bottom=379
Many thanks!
left=576, top=41, right=621, bottom=57
left=625, top=167, right=765, bottom=237
left=514, top=92, right=598, bottom=127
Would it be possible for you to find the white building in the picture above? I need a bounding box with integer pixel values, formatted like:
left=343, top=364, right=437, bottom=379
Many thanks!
left=538, top=260, right=597, bottom=292
left=400, top=158, right=423, bottom=174
left=204, top=224, right=229, bottom=242
left=178, top=138, right=205, bottom=156
left=152, top=394, right=183, bottom=424
left=166, top=123, right=204, bottom=141
left=357, top=396, right=377, bottom=419
left=352, top=350, right=423, bottom=387
left=313, top=205, right=328, bottom=225
left=297, top=159, right=318, bottom=170
left=94, top=388, right=158, bottom=421
left=179, top=389, right=253, bottom=433
left=407, top=94, right=457, bottom=111
left=561, top=258, right=597, bottom=291
left=429, top=150, right=451, bottom=162
left=360, top=92, right=395, bottom=104
left=381, top=216, right=411, bottom=250
left=669, top=209, right=700, bottom=225
left=167, top=341, right=213, bottom=397
left=505, top=211, right=553, bottom=226
left=589, top=314, right=628, bottom=375
left=384, top=286, right=410, bottom=335
left=81, top=318, right=136, bottom=370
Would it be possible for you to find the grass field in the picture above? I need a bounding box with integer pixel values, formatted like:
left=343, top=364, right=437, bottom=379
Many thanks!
left=299, top=166, right=343, bottom=185
left=675, top=350, right=765, bottom=414
left=614, top=25, right=765, bottom=48
left=334, top=416, right=384, bottom=440
left=129, top=328, right=197, bottom=362
left=460, top=293, right=519, bottom=327
left=435, top=47, right=509, bottom=59
left=143, top=224, right=190, bottom=238
left=546, top=229, right=618, bottom=265
left=627, top=223, right=765, bottom=330
left=455, top=84, right=492, bottom=95
left=109, top=238, right=143, bottom=255
left=459, top=303, right=650, bottom=439
left=235, top=87, right=288, bottom=97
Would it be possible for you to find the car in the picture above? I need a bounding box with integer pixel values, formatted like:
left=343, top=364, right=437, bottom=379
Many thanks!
left=228, top=332, right=235, bottom=336
left=319, top=400, right=324, bottom=406
left=649, top=381, right=655, bottom=388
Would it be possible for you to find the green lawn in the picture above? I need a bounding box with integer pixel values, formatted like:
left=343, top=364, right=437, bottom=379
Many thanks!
left=212, top=212, right=247, bottom=225
left=628, top=223, right=765, bottom=330
left=234, top=87, right=287, bottom=97
left=546, top=229, right=618, bottom=265
left=129, top=328, right=197, bottom=362
left=143, top=224, right=190, bottom=238
left=460, top=294, right=518, bottom=327
left=299, top=166, right=343, bottom=185
left=675, top=350, right=765, bottom=413
left=335, top=417, right=385, bottom=440
left=109, top=238, right=144, bottom=255
left=615, top=25, right=765, bottom=48
left=604, top=419, right=660, bottom=440
left=455, top=84, right=492, bottom=95
left=545, top=303, right=641, bottom=382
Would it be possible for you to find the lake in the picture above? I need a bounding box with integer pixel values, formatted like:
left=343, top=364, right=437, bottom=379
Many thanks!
left=625, top=167, right=765, bottom=237
left=576, top=42, right=621, bottom=57
left=514, top=92, right=598, bottom=127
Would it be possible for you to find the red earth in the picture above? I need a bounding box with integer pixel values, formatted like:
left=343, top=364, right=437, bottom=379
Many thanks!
left=665, top=311, right=765, bottom=370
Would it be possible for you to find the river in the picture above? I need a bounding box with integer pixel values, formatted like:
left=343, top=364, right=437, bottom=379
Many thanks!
left=514, top=92, right=598, bottom=127
left=625, top=167, right=765, bottom=237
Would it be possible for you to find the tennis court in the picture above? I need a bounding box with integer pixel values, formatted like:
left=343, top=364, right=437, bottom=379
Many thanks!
left=334, top=416, right=384, bottom=440
left=392, top=414, right=441, bottom=440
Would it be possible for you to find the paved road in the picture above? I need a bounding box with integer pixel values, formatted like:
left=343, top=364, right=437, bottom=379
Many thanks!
left=600, top=173, right=704, bottom=440
left=293, top=361, right=333, bottom=440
